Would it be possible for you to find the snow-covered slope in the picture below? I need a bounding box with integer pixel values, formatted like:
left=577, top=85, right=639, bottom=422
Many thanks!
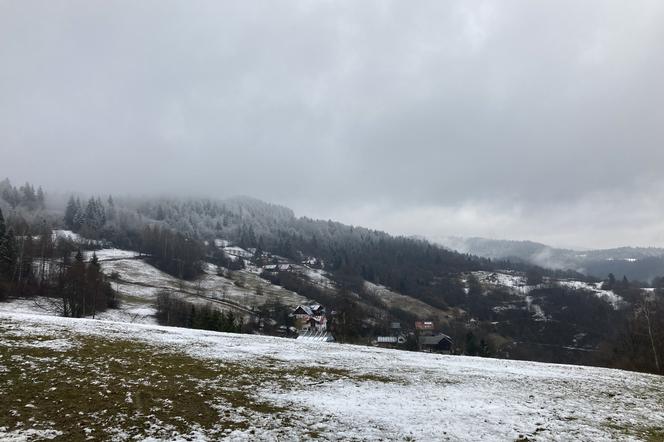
left=555, top=279, right=624, bottom=308
left=1, top=312, right=662, bottom=441
left=83, top=248, right=309, bottom=318
left=363, top=281, right=453, bottom=319
left=470, top=270, right=624, bottom=308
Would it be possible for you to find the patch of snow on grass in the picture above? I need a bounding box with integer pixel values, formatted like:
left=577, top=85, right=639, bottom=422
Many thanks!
left=0, top=427, right=63, bottom=441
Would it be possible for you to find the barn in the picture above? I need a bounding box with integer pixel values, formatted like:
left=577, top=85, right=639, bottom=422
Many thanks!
left=419, top=334, right=454, bottom=353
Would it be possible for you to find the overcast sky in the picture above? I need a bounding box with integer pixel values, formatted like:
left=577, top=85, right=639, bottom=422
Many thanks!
left=1, top=1, right=663, bottom=249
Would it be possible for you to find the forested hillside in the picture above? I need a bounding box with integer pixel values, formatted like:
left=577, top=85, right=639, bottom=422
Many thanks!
left=1, top=178, right=662, bottom=375
left=57, top=192, right=501, bottom=300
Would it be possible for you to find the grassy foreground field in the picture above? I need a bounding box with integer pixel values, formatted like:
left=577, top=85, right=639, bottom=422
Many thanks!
left=1, top=311, right=663, bottom=441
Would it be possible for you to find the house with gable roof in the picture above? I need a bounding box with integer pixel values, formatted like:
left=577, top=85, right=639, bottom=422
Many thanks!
left=292, top=304, right=327, bottom=332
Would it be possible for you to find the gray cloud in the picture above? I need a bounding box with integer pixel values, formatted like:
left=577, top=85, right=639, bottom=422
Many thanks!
left=1, top=1, right=663, bottom=248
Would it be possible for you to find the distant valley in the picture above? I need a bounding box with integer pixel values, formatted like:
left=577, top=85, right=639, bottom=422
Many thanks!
left=435, top=236, right=664, bottom=283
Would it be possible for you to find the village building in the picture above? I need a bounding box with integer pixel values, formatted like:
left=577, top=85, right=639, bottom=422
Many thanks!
left=374, top=335, right=407, bottom=348
left=414, top=321, right=454, bottom=353
left=221, top=245, right=254, bottom=260
left=263, top=263, right=299, bottom=273
left=291, top=304, right=327, bottom=333
left=415, top=321, right=435, bottom=332
left=419, top=333, right=454, bottom=353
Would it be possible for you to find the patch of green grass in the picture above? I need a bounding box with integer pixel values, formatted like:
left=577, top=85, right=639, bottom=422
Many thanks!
left=603, top=421, right=664, bottom=441
left=0, top=323, right=393, bottom=440
left=644, top=427, right=664, bottom=442
left=0, top=336, right=246, bottom=440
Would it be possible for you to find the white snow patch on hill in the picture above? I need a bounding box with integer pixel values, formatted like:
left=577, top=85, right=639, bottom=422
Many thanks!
left=472, top=270, right=531, bottom=293
left=472, top=271, right=624, bottom=309
left=555, top=280, right=624, bottom=308
left=84, top=249, right=141, bottom=261
left=90, top=249, right=307, bottom=312
left=52, top=229, right=82, bottom=242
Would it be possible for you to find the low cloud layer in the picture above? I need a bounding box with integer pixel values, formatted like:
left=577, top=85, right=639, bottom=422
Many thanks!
left=313, top=180, right=664, bottom=249
left=1, top=1, right=663, bottom=248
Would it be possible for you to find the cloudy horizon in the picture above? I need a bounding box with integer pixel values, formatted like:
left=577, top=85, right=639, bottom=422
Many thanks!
left=2, top=1, right=663, bottom=249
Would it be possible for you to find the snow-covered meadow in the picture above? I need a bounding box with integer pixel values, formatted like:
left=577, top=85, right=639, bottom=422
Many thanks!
left=1, top=311, right=662, bottom=441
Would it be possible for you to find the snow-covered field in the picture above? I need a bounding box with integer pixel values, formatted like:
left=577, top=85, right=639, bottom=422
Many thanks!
left=0, top=295, right=157, bottom=325
left=1, top=311, right=662, bottom=441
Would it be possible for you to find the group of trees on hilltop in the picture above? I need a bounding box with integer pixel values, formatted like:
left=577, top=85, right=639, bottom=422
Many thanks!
left=56, top=250, right=118, bottom=318
left=64, top=196, right=113, bottom=237
left=63, top=195, right=207, bottom=280
left=0, top=179, right=59, bottom=236
left=615, top=293, right=664, bottom=374
left=0, top=205, right=118, bottom=316
left=140, top=225, right=204, bottom=279
left=0, top=179, right=45, bottom=211
left=155, top=291, right=242, bottom=332
left=0, top=206, right=57, bottom=299
left=597, top=277, right=664, bottom=374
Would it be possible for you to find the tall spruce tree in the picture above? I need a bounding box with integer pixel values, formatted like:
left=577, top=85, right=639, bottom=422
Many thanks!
left=0, top=207, right=5, bottom=239
left=0, top=227, right=16, bottom=279
left=64, top=196, right=78, bottom=229
left=36, top=186, right=45, bottom=209
left=0, top=208, right=7, bottom=279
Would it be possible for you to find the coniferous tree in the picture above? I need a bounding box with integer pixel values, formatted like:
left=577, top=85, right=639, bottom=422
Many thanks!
left=64, top=249, right=87, bottom=317
left=72, top=198, right=85, bottom=232
left=36, top=187, right=45, bottom=209
left=0, top=209, right=8, bottom=282
left=64, top=196, right=78, bottom=229
left=0, top=227, right=16, bottom=280
left=106, top=195, right=116, bottom=221
left=88, top=252, right=101, bottom=318
left=0, top=209, right=5, bottom=302
left=16, top=233, right=34, bottom=291
left=20, top=182, right=36, bottom=208
left=36, top=219, right=54, bottom=289
left=0, top=207, right=5, bottom=240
